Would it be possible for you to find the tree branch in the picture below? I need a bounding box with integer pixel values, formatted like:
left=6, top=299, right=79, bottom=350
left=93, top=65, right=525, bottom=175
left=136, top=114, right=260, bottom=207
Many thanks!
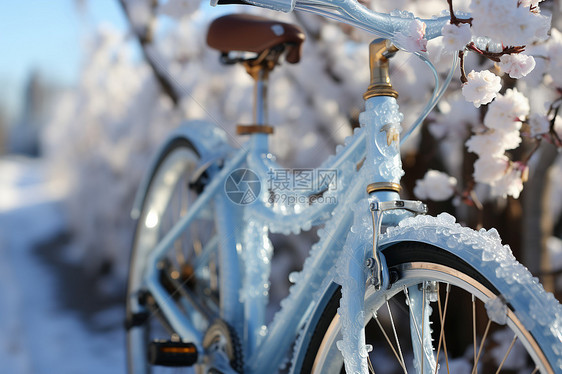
left=467, top=42, right=525, bottom=63
left=118, top=0, right=181, bottom=106
left=459, top=51, right=468, bottom=83
left=447, top=0, right=473, bottom=26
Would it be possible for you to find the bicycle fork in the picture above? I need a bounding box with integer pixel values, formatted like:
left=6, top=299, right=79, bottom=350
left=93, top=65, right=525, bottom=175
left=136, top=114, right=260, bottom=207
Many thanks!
left=337, top=39, right=432, bottom=374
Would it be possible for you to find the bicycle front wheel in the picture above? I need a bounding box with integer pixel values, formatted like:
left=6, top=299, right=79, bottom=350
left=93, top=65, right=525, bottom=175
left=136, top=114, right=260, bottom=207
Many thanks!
left=301, top=242, right=560, bottom=374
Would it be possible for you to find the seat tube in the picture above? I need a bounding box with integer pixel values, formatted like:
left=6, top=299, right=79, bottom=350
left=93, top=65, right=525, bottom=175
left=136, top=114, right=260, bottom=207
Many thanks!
left=244, top=65, right=272, bottom=357
left=361, top=39, right=404, bottom=203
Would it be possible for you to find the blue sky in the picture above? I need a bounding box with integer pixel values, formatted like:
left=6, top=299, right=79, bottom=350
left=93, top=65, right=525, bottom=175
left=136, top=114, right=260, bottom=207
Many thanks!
left=0, top=0, right=128, bottom=121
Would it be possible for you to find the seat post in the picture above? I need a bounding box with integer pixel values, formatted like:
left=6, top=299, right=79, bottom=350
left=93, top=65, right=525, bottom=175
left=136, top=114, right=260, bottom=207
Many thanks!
left=242, top=60, right=275, bottom=153
left=254, top=68, right=268, bottom=126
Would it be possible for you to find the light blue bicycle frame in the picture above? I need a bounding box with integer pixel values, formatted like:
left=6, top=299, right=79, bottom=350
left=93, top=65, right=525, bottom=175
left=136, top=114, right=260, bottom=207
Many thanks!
left=130, top=2, right=462, bottom=372
left=134, top=89, right=426, bottom=372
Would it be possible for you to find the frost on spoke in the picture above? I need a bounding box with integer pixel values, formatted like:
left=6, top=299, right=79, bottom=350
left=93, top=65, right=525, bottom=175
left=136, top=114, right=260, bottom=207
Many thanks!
left=485, top=296, right=508, bottom=325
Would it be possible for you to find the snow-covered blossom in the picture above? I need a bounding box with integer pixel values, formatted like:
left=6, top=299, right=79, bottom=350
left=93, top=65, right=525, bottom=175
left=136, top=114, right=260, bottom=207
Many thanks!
left=473, top=155, right=509, bottom=184
left=466, top=130, right=521, bottom=156
left=491, top=166, right=524, bottom=198
left=158, top=0, right=200, bottom=20
left=499, top=53, right=536, bottom=79
left=441, top=21, right=472, bottom=54
left=470, top=0, right=550, bottom=46
left=394, top=19, right=427, bottom=53
left=483, top=88, right=530, bottom=132
left=462, top=70, right=502, bottom=107
left=414, top=170, right=457, bottom=201
left=528, top=113, right=550, bottom=137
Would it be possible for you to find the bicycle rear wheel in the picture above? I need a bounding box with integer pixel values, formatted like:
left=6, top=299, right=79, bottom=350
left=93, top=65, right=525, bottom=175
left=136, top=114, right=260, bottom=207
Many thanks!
left=300, top=242, right=560, bottom=374
left=126, top=138, right=238, bottom=373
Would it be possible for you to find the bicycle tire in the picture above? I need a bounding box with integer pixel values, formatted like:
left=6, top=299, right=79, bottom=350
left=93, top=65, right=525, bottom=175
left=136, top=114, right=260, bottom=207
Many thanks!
left=299, top=241, right=561, bottom=374
left=126, top=138, right=228, bottom=373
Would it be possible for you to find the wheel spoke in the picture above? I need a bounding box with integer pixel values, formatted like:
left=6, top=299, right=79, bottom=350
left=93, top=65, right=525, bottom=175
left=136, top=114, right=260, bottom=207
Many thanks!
left=421, top=284, right=427, bottom=374
left=441, top=329, right=450, bottom=374
left=472, top=294, right=477, bottom=369
left=174, top=176, right=186, bottom=265
left=193, top=234, right=219, bottom=272
left=495, top=334, right=517, bottom=374
left=404, top=286, right=423, bottom=347
left=386, top=299, right=408, bottom=373
left=368, top=354, right=376, bottom=374
left=471, top=319, right=492, bottom=374
left=210, top=257, right=218, bottom=290
left=434, top=283, right=451, bottom=374
left=374, top=312, right=408, bottom=373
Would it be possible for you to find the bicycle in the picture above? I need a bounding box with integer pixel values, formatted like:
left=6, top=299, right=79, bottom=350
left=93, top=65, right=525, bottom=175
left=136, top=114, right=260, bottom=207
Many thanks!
left=125, top=0, right=562, bottom=373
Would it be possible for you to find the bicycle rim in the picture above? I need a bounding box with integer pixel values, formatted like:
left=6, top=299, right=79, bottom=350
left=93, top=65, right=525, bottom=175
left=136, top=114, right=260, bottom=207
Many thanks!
left=302, top=242, right=556, bottom=374
left=126, top=139, right=221, bottom=373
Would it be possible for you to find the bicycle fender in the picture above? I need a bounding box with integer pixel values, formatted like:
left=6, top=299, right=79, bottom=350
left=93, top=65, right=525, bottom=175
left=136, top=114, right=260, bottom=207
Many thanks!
left=131, top=120, right=234, bottom=220
left=379, top=212, right=562, bottom=372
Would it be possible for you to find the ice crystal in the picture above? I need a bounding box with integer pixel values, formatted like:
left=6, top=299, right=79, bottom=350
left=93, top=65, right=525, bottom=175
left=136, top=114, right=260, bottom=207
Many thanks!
left=485, top=296, right=508, bottom=325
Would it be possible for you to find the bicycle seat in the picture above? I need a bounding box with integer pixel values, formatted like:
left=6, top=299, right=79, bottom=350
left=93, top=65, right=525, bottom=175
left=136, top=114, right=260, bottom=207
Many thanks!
left=206, top=14, right=305, bottom=63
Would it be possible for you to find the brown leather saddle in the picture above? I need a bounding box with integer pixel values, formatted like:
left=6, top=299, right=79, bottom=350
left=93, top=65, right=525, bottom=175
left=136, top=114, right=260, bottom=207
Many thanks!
left=206, top=14, right=305, bottom=64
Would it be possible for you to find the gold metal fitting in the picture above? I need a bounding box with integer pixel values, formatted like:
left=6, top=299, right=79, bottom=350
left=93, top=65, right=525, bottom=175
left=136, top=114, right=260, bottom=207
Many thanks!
left=363, top=39, right=399, bottom=100
left=242, top=48, right=280, bottom=80
left=366, top=182, right=401, bottom=194
left=236, top=124, right=274, bottom=135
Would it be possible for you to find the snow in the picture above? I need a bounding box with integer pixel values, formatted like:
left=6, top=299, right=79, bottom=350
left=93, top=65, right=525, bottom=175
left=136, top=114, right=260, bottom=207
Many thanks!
left=0, top=157, right=124, bottom=374
left=485, top=296, right=508, bottom=325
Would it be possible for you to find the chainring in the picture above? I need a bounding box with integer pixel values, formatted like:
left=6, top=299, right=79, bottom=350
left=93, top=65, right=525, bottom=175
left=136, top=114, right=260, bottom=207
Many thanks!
left=201, top=320, right=244, bottom=374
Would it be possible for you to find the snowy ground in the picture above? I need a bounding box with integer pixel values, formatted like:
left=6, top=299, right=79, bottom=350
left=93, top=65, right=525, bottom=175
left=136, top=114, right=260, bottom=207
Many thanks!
left=0, top=156, right=124, bottom=374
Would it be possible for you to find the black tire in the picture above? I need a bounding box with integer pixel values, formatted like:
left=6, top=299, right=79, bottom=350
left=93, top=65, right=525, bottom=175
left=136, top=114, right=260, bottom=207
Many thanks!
left=299, top=241, right=560, bottom=374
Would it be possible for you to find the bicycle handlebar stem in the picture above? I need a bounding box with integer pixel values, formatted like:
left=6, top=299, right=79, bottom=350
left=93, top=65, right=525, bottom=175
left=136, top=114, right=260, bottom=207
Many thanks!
left=363, top=39, right=398, bottom=100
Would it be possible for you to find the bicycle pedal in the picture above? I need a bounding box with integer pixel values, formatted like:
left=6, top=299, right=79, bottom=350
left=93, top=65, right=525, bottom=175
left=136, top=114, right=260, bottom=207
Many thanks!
left=148, top=340, right=198, bottom=367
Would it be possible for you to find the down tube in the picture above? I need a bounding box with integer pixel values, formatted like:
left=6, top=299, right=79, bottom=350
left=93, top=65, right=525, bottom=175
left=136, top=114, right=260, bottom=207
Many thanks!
left=247, top=176, right=366, bottom=372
